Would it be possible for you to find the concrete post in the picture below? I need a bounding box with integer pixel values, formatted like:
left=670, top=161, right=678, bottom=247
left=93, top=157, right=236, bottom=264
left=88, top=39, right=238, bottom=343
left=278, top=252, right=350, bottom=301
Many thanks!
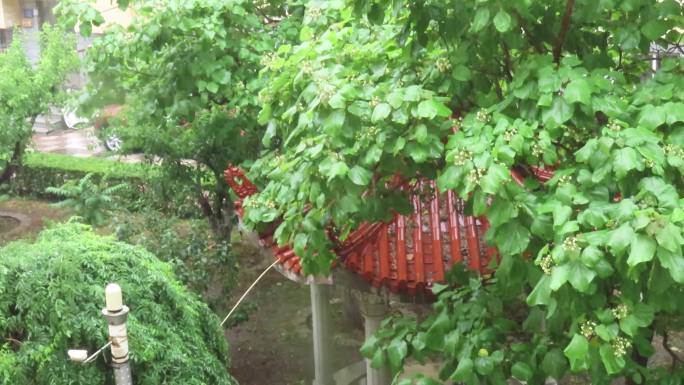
left=310, top=283, right=334, bottom=385
left=358, top=294, right=391, bottom=385
left=102, top=284, right=133, bottom=385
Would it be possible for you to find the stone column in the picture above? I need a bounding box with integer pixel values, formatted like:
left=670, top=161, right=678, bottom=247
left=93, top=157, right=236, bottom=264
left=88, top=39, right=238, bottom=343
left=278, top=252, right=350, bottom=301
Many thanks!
left=310, top=283, right=334, bottom=385
left=358, top=293, right=391, bottom=385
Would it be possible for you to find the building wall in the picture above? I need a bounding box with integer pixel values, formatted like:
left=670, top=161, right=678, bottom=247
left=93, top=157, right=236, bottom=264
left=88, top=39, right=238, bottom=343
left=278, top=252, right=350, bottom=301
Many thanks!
left=92, top=0, right=134, bottom=34
left=0, top=0, right=23, bottom=29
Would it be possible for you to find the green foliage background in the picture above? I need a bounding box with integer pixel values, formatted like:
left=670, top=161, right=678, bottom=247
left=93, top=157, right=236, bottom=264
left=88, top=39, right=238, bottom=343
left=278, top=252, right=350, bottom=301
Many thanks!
left=0, top=223, right=235, bottom=385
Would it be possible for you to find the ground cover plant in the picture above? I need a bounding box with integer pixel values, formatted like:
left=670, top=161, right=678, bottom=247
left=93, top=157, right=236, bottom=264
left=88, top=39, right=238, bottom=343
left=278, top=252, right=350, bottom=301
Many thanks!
left=0, top=222, right=235, bottom=385
left=241, top=1, right=684, bottom=384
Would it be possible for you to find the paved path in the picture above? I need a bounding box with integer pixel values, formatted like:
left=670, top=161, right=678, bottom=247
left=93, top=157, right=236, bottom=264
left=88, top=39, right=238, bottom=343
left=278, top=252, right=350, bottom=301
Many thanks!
left=31, top=128, right=144, bottom=163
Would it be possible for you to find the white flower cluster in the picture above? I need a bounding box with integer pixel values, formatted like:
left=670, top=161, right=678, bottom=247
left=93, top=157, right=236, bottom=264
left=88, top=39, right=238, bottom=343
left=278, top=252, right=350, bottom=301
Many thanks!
left=612, top=336, right=632, bottom=357
left=607, top=119, right=622, bottom=132
left=244, top=198, right=276, bottom=209
left=503, top=127, right=518, bottom=142
left=453, top=150, right=473, bottom=166
left=558, top=174, right=573, bottom=186
left=532, top=142, right=543, bottom=157
left=355, top=126, right=380, bottom=141
left=665, top=144, right=684, bottom=159
left=436, top=57, right=452, bottom=73
left=467, top=167, right=486, bottom=185
left=539, top=254, right=554, bottom=275
left=612, top=303, right=628, bottom=320
left=563, top=236, right=579, bottom=251
left=580, top=320, right=597, bottom=339
left=476, top=109, right=491, bottom=123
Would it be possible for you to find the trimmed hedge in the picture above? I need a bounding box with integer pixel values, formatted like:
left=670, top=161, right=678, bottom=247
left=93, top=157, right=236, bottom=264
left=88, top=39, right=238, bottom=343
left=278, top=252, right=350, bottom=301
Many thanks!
left=23, top=152, right=153, bottom=179
left=0, top=222, right=236, bottom=385
left=9, top=152, right=155, bottom=200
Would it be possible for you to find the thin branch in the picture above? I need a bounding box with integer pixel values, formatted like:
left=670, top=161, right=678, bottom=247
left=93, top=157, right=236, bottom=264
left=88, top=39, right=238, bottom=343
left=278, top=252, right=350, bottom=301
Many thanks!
left=553, top=0, right=576, bottom=65
left=502, top=42, right=513, bottom=81
left=4, top=337, right=22, bottom=346
left=511, top=10, right=545, bottom=54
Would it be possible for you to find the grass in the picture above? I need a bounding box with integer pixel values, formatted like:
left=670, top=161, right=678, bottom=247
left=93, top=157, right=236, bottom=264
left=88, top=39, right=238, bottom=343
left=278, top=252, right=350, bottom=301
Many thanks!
left=22, top=152, right=156, bottom=179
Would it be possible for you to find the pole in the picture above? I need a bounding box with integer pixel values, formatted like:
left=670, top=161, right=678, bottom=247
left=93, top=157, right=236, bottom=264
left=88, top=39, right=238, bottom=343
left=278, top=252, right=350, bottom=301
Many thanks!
left=359, top=293, right=391, bottom=385
left=102, top=283, right=133, bottom=385
left=310, top=283, right=334, bottom=385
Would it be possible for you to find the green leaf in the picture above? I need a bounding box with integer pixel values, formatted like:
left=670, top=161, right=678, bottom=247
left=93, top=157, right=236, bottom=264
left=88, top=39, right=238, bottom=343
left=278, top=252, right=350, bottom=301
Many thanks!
left=613, top=147, right=640, bottom=178
left=372, top=103, right=392, bottom=123
left=655, top=223, right=682, bottom=252
left=475, top=356, right=495, bottom=375
left=206, top=82, right=219, bottom=93
left=567, top=260, right=596, bottom=293
left=627, top=234, right=656, bottom=267
left=349, top=166, right=372, bottom=186
left=323, top=110, right=346, bottom=135
left=299, top=25, right=313, bottom=41
left=608, top=224, right=634, bottom=256
left=452, top=65, right=472, bottom=81
left=564, top=334, right=589, bottom=372
left=641, top=19, right=669, bottom=40
left=416, top=100, right=451, bottom=119
left=493, top=10, right=512, bottom=32
left=638, top=105, right=666, bottom=130
left=543, top=97, right=573, bottom=128
left=471, top=8, right=490, bottom=32
left=657, top=247, right=684, bottom=283
left=542, top=348, right=569, bottom=379
left=451, top=358, right=474, bottom=382
left=563, top=79, right=592, bottom=105
left=257, top=104, right=272, bottom=125
left=387, top=339, right=408, bottom=372
left=480, top=163, right=509, bottom=194
left=495, top=221, right=530, bottom=255
left=599, top=344, right=625, bottom=375
left=511, top=362, right=533, bottom=381
left=527, top=275, right=552, bottom=306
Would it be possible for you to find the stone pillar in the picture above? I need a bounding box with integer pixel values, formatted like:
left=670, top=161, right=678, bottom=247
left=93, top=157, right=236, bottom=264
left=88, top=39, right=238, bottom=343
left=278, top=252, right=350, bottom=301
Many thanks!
left=310, top=283, right=334, bottom=385
left=358, top=293, right=391, bottom=385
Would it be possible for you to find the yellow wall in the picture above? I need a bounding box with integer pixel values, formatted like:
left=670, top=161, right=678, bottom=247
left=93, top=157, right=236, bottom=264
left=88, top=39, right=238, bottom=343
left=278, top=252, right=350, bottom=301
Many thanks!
left=0, top=0, right=23, bottom=29
left=92, top=0, right=134, bottom=34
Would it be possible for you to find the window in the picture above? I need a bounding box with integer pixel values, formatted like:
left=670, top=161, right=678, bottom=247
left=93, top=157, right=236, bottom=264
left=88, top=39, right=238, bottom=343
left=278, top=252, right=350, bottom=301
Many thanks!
left=23, top=8, right=34, bottom=18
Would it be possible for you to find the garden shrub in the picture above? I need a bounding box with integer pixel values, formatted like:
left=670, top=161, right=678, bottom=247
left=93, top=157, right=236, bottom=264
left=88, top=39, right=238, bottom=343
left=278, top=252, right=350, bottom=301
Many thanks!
left=0, top=222, right=235, bottom=385
left=111, top=212, right=236, bottom=297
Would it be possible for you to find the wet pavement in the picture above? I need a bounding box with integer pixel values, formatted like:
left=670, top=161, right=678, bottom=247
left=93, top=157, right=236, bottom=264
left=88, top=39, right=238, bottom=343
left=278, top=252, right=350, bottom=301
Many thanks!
left=31, top=115, right=143, bottom=162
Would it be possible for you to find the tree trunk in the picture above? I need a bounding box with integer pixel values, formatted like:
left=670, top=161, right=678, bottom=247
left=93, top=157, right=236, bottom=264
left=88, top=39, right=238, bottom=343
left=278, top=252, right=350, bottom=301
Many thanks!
left=0, top=141, right=24, bottom=185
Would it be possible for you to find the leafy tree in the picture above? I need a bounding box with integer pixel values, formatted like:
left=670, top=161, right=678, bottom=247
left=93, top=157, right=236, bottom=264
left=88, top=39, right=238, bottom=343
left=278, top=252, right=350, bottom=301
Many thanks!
left=0, top=25, right=78, bottom=184
left=46, top=173, right=126, bottom=225
left=57, top=0, right=302, bottom=240
left=245, top=1, right=684, bottom=384
left=0, top=222, right=235, bottom=385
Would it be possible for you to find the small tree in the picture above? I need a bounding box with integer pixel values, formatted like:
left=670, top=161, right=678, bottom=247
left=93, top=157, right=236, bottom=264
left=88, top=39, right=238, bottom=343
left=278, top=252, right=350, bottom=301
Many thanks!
left=0, top=25, right=78, bottom=184
left=59, top=0, right=302, bottom=241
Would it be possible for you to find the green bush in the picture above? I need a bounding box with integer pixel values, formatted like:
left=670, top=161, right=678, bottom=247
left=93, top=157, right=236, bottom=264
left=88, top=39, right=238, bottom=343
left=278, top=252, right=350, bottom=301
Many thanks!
left=0, top=222, right=236, bottom=385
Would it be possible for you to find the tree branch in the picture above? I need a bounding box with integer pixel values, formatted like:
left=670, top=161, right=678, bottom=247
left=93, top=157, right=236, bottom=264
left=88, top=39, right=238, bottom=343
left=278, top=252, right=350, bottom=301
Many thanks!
left=511, top=10, right=545, bottom=54
left=553, top=0, right=576, bottom=64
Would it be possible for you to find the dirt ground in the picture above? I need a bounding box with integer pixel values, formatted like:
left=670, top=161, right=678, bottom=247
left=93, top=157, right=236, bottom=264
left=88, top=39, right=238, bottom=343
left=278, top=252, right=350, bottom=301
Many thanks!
left=0, top=198, right=70, bottom=244
left=220, top=239, right=365, bottom=385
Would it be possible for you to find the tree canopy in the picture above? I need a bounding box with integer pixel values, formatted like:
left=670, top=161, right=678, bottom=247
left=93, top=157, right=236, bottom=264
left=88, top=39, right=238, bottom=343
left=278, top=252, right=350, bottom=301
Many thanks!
left=243, top=1, right=684, bottom=383
left=62, top=0, right=302, bottom=239
left=0, top=25, right=78, bottom=184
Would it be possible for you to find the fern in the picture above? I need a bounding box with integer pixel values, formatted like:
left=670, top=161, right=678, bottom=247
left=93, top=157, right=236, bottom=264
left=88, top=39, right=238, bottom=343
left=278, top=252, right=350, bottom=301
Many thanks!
left=46, top=173, right=127, bottom=225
